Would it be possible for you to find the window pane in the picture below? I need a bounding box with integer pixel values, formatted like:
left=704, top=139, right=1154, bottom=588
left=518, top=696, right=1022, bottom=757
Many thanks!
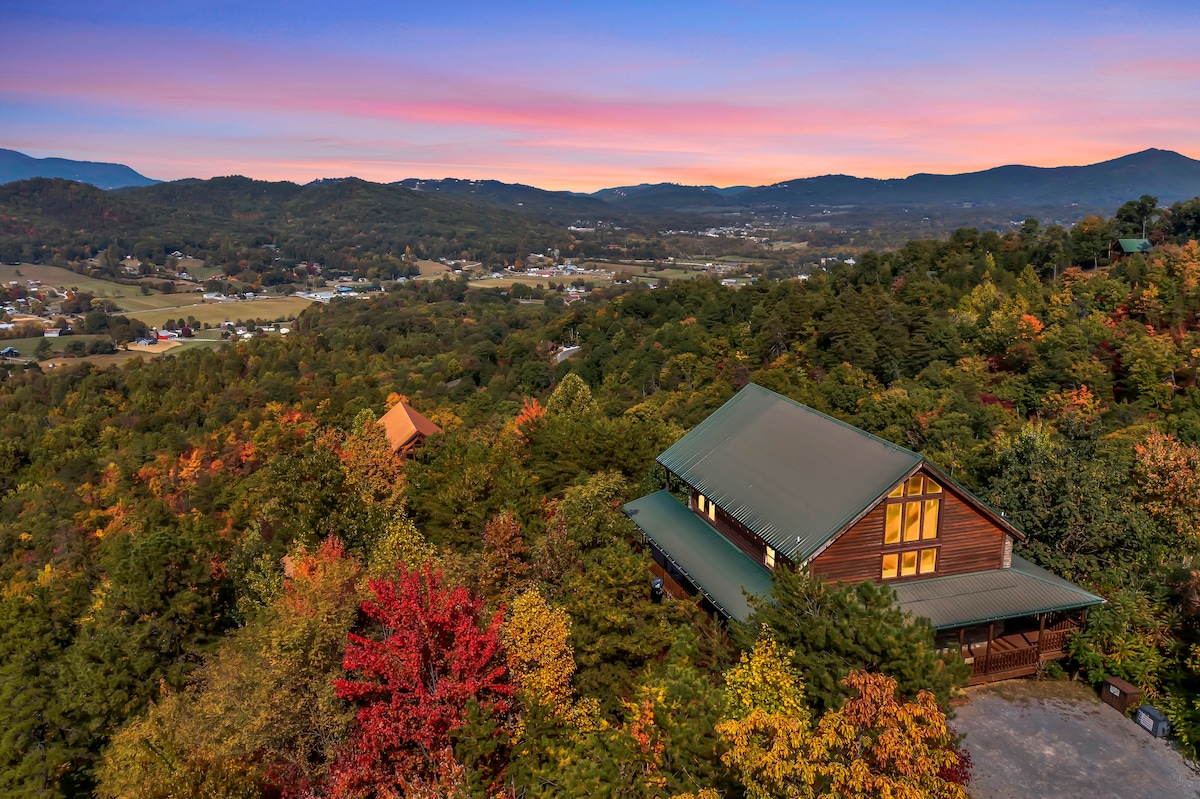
left=708, top=503, right=716, bottom=521
left=921, top=548, right=937, bottom=573
left=888, top=483, right=904, bottom=499
left=926, top=480, right=942, bottom=494
left=885, top=505, right=902, bottom=544
left=906, top=476, right=924, bottom=496
left=766, top=546, right=776, bottom=569
left=697, top=495, right=705, bottom=512
left=922, top=499, right=940, bottom=539
left=882, top=554, right=899, bottom=579
left=904, top=502, right=921, bottom=542
left=901, top=551, right=918, bottom=576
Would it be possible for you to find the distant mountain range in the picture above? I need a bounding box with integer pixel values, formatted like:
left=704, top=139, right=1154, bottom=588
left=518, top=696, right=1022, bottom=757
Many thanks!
left=3, top=147, right=1199, bottom=218
left=0, top=148, right=159, bottom=190
left=400, top=149, right=1200, bottom=219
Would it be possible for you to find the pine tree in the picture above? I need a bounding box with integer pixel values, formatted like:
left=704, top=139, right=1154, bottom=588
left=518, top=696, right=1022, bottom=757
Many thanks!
left=736, top=568, right=967, bottom=712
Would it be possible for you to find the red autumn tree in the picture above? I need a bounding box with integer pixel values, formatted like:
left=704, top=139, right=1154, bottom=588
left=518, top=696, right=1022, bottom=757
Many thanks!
left=329, top=564, right=512, bottom=796
left=480, top=510, right=531, bottom=602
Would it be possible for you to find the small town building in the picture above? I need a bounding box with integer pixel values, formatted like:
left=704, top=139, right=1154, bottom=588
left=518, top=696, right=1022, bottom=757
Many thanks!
left=623, top=384, right=1104, bottom=685
left=379, top=400, right=443, bottom=459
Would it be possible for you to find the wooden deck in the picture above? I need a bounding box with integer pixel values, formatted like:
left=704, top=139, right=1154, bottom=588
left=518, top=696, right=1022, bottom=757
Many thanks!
left=960, top=621, right=1078, bottom=685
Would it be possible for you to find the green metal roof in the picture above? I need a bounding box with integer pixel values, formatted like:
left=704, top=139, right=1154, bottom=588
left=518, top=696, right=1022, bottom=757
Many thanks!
left=891, top=555, right=1105, bottom=630
left=656, top=384, right=921, bottom=561
left=1118, top=238, right=1152, bottom=253
left=623, top=490, right=774, bottom=622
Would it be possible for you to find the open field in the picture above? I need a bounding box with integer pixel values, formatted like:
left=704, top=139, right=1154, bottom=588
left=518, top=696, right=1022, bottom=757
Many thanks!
left=40, top=338, right=227, bottom=369
left=630, top=268, right=703, bottom=282
left=472, top=277, right=572, bottom=289
left=125, top=296, right=315, bottom=329
left=0, top=263, right=151, bottom=298
left=0, top=263, right=214, bottom=314
left=108, top=292, right=208, bottom=312
left=416, top=259, right=450, bottom=276
left=0, top=334, right=108, bottom=357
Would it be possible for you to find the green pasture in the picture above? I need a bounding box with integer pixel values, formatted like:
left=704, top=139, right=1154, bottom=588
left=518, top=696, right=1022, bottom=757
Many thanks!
left=126, top=296, right=316, bottom=329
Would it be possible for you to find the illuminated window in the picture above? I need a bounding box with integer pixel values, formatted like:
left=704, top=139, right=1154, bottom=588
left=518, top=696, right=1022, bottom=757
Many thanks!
left=922, top=499, right=939, bottom=539
left=885, top=505, right=902, bottom=544
left=904, top=502, right=922, bottom=542
left=697, top=494, right=706, bottom=513
left=765, top=546, right=776, bottom=569
left=708, top=502, right=716, bottom=521
left=920, top=548, right=937, bottom=573
left=880, top=475, right=943, bottom=580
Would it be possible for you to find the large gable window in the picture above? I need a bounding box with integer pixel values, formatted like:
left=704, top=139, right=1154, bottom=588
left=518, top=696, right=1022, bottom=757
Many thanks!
left=881, top=475, right=942, bottom=579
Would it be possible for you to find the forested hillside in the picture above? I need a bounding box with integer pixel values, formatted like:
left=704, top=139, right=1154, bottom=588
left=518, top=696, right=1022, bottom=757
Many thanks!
left=0, top=177, right=576, bottom=271
left=6, top=202, right=1200, bottom=796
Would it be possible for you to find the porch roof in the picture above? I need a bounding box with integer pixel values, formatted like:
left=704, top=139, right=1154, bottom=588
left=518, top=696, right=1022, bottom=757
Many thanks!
left=623, top=490, right=773, bottom=622
left=891, top=555, right=1105, bottom=630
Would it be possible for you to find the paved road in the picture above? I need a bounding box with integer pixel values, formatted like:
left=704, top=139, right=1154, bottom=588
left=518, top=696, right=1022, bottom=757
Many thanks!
left=955, top=680, right=1200, bottom=799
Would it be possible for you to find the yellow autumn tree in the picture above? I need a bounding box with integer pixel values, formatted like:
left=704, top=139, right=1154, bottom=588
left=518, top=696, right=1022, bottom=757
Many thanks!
left=502, top=588, right=601, bottom=732
left=703, top=638, right=968, bottom=799
left=715, top=636, right=816, bottom=799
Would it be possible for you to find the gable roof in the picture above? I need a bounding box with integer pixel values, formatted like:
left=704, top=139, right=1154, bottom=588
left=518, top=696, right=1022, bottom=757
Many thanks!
left=1117, top=238, right=1152, bottom=254
left=658, top=384, right=922, bottom=561
left=379, top=400, right=442, bottom=452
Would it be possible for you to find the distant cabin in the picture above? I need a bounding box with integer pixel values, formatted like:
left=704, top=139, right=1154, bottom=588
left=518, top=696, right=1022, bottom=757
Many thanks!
left=624, top=384, right=1104, bottom=685
left=379, top=400, right=443, bottom=459
left=1110, top=238, right=1152, bottom=261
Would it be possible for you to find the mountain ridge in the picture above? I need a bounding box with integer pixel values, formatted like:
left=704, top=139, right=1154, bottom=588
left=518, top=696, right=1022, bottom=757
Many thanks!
left=0, top=148, right=159, bottom=189
left=3, top=147, right=1198, bottom=218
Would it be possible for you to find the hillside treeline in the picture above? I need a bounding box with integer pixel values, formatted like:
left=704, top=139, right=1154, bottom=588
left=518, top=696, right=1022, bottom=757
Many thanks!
left=0, top=177, right=578, bottom=273
left=4, top=203, right=1200, bottom=796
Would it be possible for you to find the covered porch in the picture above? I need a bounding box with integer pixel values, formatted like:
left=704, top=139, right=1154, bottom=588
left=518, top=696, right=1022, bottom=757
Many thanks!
left=892, top=556, right=1103, bottom=685
left=942, top=611, right=1085, bottom=684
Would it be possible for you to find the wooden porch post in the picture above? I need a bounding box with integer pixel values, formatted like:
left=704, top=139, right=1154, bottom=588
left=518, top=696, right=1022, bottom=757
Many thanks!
left=1037, top=613, right=1046, bottom=654
left=958, top=627, right=965, bottom=658
left=985, top=623, right=994, bottom=666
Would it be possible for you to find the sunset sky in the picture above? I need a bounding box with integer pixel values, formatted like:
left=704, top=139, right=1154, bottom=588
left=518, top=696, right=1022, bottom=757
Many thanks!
left=2, top=0, right=1198, bottom=191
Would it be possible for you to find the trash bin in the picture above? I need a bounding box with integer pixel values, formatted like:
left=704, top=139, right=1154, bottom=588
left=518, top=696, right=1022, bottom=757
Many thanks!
left=1101, top=677, right=1141, bottom=713
left=1134, top=705, right=1170, bottom=738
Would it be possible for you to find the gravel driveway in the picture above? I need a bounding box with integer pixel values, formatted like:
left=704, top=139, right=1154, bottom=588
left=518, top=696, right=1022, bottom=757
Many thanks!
left=954, top=680, right=1200, bottom=799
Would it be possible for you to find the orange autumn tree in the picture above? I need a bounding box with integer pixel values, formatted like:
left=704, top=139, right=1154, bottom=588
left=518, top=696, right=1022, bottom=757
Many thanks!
left=807, top=671, right=967, bottom=799
left=1134, top=429, right=1200, bottom=536
left=703, top=638, right=968, bottom=799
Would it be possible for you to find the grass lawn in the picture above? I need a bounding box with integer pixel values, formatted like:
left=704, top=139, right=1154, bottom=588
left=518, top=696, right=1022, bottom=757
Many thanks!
left=126, top=296, right=316, bottom=329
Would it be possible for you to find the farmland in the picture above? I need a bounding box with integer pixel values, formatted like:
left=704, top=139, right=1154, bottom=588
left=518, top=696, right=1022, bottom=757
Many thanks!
left=124, top=295, right=316, bottom=329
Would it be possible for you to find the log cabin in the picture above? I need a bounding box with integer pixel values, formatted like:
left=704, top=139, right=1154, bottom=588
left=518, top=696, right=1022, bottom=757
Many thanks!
left=379, top=400, right=442, bottom=459
left=623, top=383, right=1104, bottom=685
